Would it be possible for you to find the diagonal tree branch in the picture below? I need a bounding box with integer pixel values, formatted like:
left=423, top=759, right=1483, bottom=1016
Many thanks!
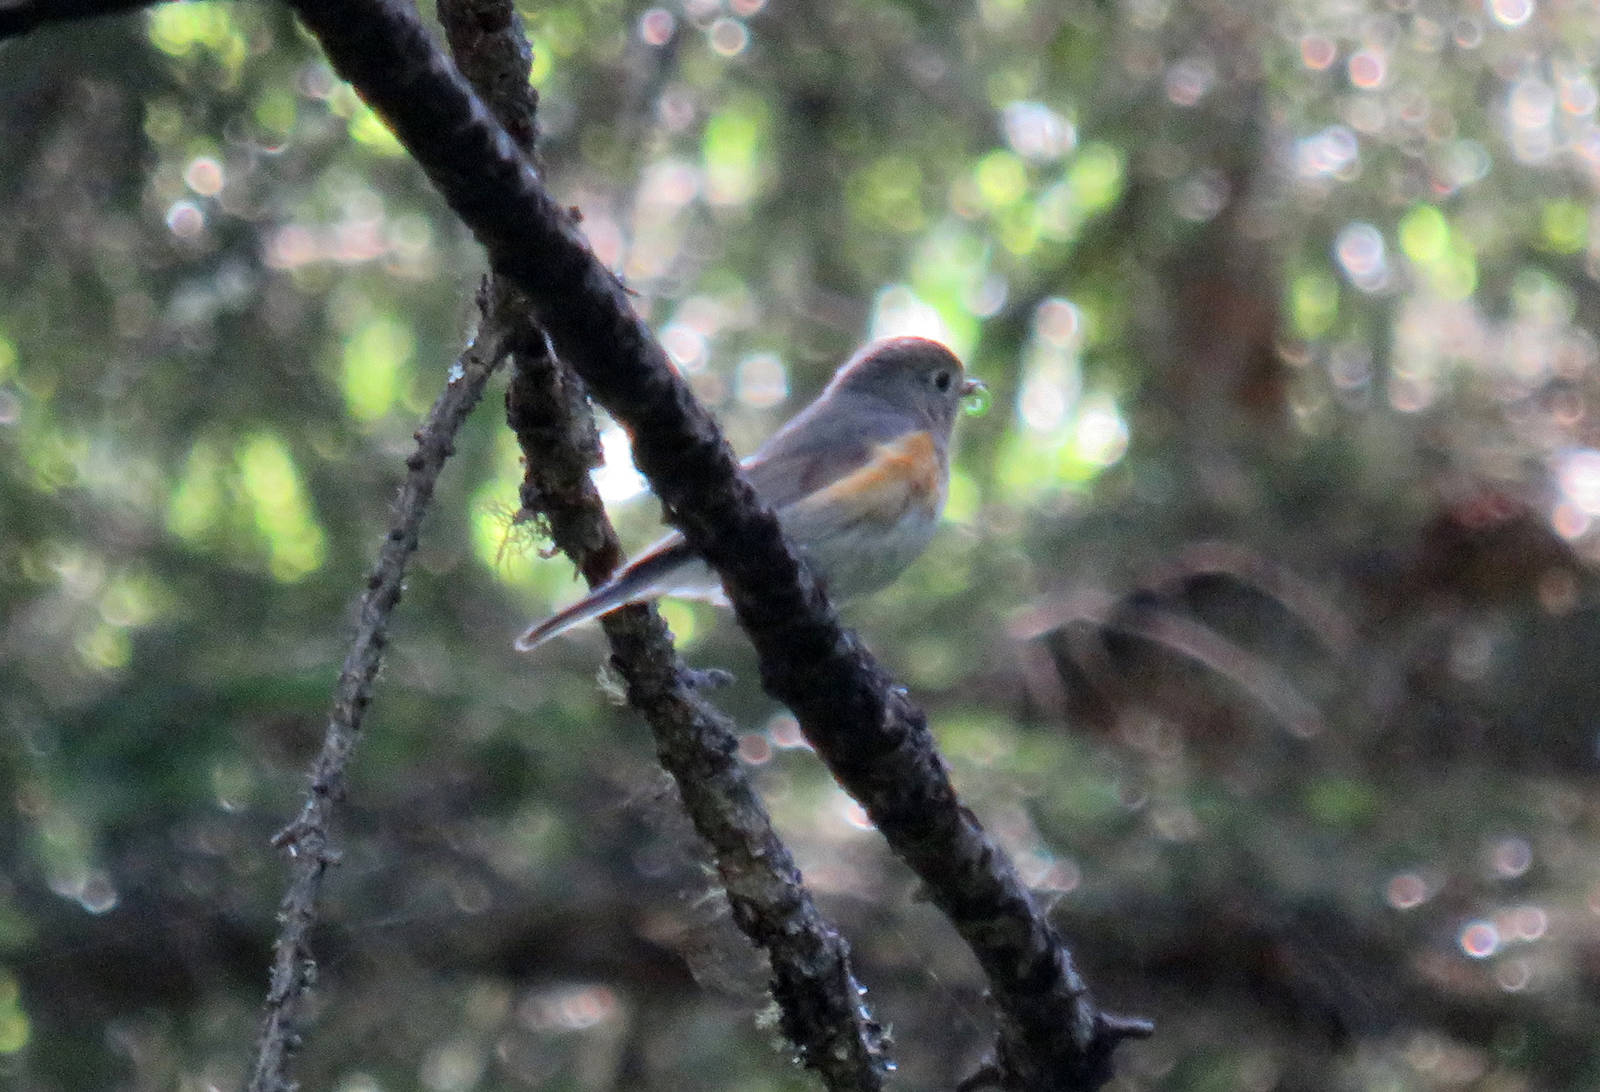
left=439, top=1, right=888, bottom=1084
left=281, top=0, right=1150, bottom=1085
left=0, top=0, right=155, bottom=39
left=248, top=333, right=503, bottom=1092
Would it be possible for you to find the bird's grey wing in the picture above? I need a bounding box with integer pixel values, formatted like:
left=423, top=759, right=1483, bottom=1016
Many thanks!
left=740, top=400, right=911, bottom=510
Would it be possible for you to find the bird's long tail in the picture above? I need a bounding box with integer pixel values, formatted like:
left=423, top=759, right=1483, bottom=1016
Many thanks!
left=514, top=541, right=695, bottom=651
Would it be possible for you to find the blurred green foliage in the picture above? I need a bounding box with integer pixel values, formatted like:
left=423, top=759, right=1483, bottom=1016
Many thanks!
left=5, top=0, right=1600, bottom=1089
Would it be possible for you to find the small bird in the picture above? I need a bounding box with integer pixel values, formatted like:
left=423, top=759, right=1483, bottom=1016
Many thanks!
left=515, top=336, right=981, bottom=651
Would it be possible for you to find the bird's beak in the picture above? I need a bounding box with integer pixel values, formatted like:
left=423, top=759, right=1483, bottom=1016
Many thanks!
left=960, top=378, right=985, bottom=397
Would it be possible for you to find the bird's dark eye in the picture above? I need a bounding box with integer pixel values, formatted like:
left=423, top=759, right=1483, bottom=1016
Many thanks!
left=933, top=370, right=953, bottom=392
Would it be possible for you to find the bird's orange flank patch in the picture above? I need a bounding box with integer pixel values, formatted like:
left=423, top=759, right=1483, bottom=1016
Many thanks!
left=805, top=430, right=942, bottom=522
left=875, top=430, right=942, bottom=500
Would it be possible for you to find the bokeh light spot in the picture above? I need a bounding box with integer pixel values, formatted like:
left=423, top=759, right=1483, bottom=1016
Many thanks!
left=708, top=17, right=748, bottom=56
left=702, top=100, right=769, bottom=206
left=870, top=285, right=952, bottom=344
left=1459, top=920, right=1500, bottom=958
left=1496, top=958, right=1532, bottom=992
left=1399, top=205, right=1448, bottom=265
left=974, top=150, right=1029, bottom=209
left=1385, top=872, right=1430, bottom=910
left=1073, top=396, right=1129, bottom=469
left=1508, top=904, right=1548, bottom=941
left=1035, top=297, right=1082, bottom=347
left=165, top=200, right=204, bottom=238
left=1541, top=200, right=1587, bottom=253
left=1164, top=56, right=1215, bottom=107
left=1002, top=101, right=1075, bottom=162
left=1510, top=77, right=1555, bottom=132
left=342, top=316, right=414, bottom=422
left=639, top=7, right=675, bottom=45
left=235, top=432, right=327, bottom=582
left=1335, top=222, right=1388, bottom=291
left=1020, top=376, right=1067, bottom=432
left=147, top=1, right=241, bottom=62
left=1348, top=50, right=1387, bottom=90
left=1296, top=125, right=1359, bottom=179
left=1488, top=0, right=1534, bottom=28
left=1063, top=143, right=1125, bottom=215
left=183, top=156, right=224, bottom=196
left=1301, top=35, right=1337, bottom=70
left=1489, top=835, right=1533, bottom=879
left=77, top=625, right=131, bottom=672
left=1557, top=449, right=1600, bottom=515
left=737, top=733, right=771, bottom=765
left=1289, top=270, right=1340, bottom=338
left=1552, top=501, right=1591, bottom=539
left=1173, top=169, right=1229, bottom=222
left=735, top=352, right=788, bottom=408
left=660, top=323, right=707, bottom=373
left=421, top=1039, right=486, bottom=1092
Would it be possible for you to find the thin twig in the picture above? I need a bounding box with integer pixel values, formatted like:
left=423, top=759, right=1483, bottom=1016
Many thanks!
left=438, top=1, right=889, bottom=1081
left=246, top=335, right=502, bottom=1092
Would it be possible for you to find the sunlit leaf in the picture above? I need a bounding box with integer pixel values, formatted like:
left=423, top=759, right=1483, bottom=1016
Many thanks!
left=342, top=316, right=415, bottom=421
left=236, top=432, right=326, bottom=582
left=1289, top=270, right=1340, bottom=339
left=1398, top=205, right=1449, bottom=265
left=702, top=97, right=770, bottom=207
left=974, top=150, right=1028, bottom=210
left=1539, top=201, right=1587, bottom=254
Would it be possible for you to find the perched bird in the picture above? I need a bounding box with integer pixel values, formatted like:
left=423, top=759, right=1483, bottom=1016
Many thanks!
left=515, top=336, right=981, bottom=651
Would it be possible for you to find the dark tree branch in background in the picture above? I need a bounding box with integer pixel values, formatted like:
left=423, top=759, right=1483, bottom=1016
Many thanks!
left=439, top=2, right=888, bottom=1085
left=247, top=338, right=503, bottom=1092
left=0, top=0, right=153, bottom=38
left=283, top=0, right=1149, bottom=1086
